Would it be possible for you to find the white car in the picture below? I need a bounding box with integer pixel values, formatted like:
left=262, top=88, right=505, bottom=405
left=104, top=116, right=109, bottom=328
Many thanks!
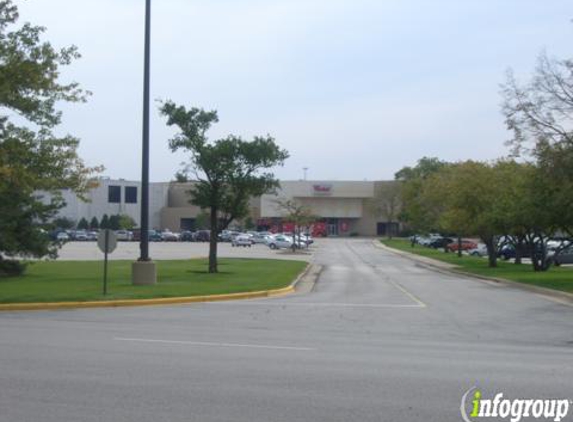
left=56, top=232, right=70, bottom=241
left=468, top=243, right=488, bottom=257
left=231, top=234, right=252, bottom=247
left=115, top=230, right=134, bottom=241
left=266, top=234, right=303, bottom=250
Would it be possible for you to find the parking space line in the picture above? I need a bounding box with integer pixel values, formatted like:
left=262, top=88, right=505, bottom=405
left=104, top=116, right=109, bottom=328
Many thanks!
left=114, top=337, right=316, bottom=351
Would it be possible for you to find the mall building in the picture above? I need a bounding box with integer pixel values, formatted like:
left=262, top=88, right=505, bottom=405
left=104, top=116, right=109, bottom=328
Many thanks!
left=49, top=179, right=401, bottom=237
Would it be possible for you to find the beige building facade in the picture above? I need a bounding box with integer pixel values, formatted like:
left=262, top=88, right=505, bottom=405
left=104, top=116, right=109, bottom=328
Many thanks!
left=53, top=179, right=400, bottom=236
left=160, top=180, right=401, bottom=237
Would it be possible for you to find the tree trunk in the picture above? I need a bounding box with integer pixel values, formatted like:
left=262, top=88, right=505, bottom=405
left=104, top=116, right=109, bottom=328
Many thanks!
left=483, top=236, right=497, bottom=268
left=515, top=237, right=525, bottom=265
left=457, top=236, right=462, bottom=258
left=208, top=207, right=218, bottom=273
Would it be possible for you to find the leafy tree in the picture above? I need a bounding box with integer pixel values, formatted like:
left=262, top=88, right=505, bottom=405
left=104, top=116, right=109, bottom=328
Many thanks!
left=501, top=50, right=573, bottom=269
left=422, top=161, right=502, bottom=267
left=160, top=101, right=289, bottom=273
left=100, top=214, right=110, bottom=229
left=195, top=210, right=210, bottom=230
left=77, top=217, right=89, bottom=230
left=369, top=182, right=401, bottom=239
left=0, top=1, right=98, bottom=274
left=52, top=216, right=75, bottom=230
left=395, top=157, right=449, bottom=236
left=243, top=215, right=255, bottom=231
left=118, top=214, right=136, bottom=230
left=108, top=214, right=121, bottom=231
left=274, top=198, right=318, bottom=251
left=89, top=216, right=99, bottom=230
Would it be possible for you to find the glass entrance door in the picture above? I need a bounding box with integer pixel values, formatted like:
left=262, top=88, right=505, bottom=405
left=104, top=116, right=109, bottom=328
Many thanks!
left=327, top=218, right=339, bottom=236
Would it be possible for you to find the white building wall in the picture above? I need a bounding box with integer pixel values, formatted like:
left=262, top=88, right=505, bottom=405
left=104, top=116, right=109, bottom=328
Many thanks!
left=41, top=179, right=168, bottom=228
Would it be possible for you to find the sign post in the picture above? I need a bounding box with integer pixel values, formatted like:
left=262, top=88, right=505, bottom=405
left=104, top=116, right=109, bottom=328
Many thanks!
left=98, top=229, right=117, bottom=295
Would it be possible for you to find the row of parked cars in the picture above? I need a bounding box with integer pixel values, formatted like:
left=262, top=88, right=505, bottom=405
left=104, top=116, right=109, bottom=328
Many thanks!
left=410, top=233, right=573, bottom=265
left=225, top=231, right=314, bottom=249
left=52, top=228, right=315, bottom=251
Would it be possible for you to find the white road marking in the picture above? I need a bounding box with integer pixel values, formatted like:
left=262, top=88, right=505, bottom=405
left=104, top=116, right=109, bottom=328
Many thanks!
left=208, top=301, right=425, bottom=308
left=114, top=337, right=316, bottom=351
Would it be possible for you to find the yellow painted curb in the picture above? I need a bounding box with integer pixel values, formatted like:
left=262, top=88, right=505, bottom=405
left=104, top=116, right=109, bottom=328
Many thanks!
left=0, top=263, right=312, bottom=312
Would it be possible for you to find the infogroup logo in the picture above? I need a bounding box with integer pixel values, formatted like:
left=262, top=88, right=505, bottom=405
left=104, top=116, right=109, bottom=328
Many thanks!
left=461, top=387, right=571, bottom=422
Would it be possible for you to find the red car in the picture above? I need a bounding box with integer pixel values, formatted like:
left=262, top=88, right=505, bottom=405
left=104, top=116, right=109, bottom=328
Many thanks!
left=447, top=240, right=478, bottom=252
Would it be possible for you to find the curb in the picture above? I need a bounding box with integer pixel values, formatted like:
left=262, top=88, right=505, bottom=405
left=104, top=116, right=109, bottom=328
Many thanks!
left=0, top=263, right=314, bottom=312
left=374, top=240, right=573, bottom=306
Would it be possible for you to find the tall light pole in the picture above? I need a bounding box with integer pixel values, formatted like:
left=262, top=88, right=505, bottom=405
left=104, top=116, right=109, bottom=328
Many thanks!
left=132, top=0, right=156, bottom=285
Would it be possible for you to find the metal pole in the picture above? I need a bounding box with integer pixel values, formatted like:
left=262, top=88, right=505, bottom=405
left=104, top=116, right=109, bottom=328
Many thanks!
left=103, top=230, right=109, bottom=295
left=139, top=0, right=151, bottom=261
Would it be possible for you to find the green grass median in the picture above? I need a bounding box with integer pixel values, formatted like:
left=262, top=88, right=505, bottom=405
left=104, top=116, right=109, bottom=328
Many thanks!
left=381, top=239, right=573, bottom=294
left=0, top=258, right=307, bottom=304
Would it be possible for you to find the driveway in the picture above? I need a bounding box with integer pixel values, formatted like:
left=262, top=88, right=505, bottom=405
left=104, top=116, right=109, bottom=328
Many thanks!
left=1, top=239, right=572, bottom=421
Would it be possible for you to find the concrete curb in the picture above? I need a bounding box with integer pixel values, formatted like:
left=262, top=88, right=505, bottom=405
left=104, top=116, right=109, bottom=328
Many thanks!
left=0, top=263, right=315, bottom=312
left=374, top=240, right=573, bottom=305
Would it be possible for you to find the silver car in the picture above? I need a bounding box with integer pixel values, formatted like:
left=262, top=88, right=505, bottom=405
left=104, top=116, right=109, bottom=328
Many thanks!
left=551, top=247, right=573, bottom=266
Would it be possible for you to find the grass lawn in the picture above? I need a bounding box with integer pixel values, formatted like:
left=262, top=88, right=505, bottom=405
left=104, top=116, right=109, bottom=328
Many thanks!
left=0, top=258, right=307, bottom=304
left=382, top=239, right=573, bottom=294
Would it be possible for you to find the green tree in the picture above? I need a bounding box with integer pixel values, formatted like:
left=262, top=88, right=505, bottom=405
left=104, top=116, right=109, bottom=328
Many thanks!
left=108, top=214, right=120, bottom=231
left=501, top=51, right=573, bottom=268
left=77, top=217, right=89, bottom=230
left=195, top=210, right=210, bottom=230
left=0, top=1, right=98, bottom=274
left=52, top=216, right=75, bottom=230
left=395, top=157, right=448, bottom=237
left=89, top=216, right=99, bottom=230
left=243, top=215, right=255, bottom=231
left=369, top=182, right=401, bottom=239
left=118, top=214, right=136, bottom=230
left=422, top=161, right=501, bottom=267
left=100, top=214, right=110, bottom=229
left=160, top=101, right=289, bottom=273
left=274, top=198, right=318, bottom=251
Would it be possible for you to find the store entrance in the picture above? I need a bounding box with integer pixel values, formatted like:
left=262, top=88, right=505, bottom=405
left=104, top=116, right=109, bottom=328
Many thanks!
left=327, top=218, right=339, bottom=236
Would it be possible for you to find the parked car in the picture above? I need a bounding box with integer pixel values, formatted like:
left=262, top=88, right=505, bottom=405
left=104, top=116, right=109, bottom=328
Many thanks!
left=161, top=230, right=180, bottom=241
left=73, top=230, right=90, bottom=241
left=87, top=231, right=98, bottom=241
left=232, top=234, right=253, bottom=247
left=148, top=230, right=163, bottom=242
left=428, top=237, right=454, bottom=249
left=251, top=233, right=272, bottom=244
left=468, top=243, right=488, bottom=257
left=115, top=230, right=134, bottom=241
left=195, top=230, right=210, bottom=242
left=180, top=231, right=196, bottom=242
left=550, top=247, right=573, bottom=266
left=447, top=240, right=478, bottom=252
left=266, top=234, right=303, bottom=250
left=56, top=231, right=70, bottom=241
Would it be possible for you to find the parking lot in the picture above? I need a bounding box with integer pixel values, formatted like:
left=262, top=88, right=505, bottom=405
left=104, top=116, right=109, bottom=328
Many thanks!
left=57, top=239, right=317, bottom=262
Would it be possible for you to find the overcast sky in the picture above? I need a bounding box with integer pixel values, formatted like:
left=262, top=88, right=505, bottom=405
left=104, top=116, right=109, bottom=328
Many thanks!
left=16, top=0, right=572, bottom=182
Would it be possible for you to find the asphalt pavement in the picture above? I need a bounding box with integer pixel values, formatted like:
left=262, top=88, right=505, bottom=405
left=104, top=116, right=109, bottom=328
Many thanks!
left=1, top=239, right=572, bottom=421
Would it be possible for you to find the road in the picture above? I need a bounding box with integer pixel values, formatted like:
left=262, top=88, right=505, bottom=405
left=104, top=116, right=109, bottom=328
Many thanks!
left=1, top=239, right=572, bottom=421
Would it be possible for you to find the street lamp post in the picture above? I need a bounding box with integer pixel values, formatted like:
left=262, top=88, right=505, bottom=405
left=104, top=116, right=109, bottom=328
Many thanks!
left=132, top=0, right=156, bottom=285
